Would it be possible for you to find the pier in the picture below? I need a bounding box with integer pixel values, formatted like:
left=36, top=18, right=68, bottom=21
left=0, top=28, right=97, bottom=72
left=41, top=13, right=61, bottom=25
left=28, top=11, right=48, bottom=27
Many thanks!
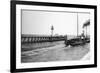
left=21, top=34, right=65, bottom=44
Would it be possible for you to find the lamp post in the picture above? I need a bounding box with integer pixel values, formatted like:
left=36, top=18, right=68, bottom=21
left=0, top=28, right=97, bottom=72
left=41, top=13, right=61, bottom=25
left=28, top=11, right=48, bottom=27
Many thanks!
left=51, top=25, right=54, bottom=37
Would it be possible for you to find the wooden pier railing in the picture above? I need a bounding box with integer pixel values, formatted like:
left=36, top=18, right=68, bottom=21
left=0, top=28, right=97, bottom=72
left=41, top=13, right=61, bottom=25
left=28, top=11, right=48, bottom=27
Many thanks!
left=21, top=35, right=65, bottom=44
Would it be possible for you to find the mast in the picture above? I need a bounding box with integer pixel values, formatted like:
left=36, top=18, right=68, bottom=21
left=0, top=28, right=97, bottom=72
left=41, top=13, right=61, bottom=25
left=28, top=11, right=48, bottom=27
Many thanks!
left=77, top=13, right=79, bottom=37
left=86, top=25, right=87, bottom=37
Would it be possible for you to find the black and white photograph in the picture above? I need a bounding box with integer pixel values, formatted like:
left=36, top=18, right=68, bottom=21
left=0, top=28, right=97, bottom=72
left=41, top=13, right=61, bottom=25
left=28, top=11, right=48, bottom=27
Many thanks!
left=11, top=1, right=97, bottom=72
left=21, top=10, right=90, bottom=63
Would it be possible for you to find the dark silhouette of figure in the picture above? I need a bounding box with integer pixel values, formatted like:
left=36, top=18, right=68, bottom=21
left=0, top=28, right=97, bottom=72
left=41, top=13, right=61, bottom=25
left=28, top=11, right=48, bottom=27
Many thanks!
left=81, top=30, right=85, bottom=39
left=64, top=35, right=68, bottom=47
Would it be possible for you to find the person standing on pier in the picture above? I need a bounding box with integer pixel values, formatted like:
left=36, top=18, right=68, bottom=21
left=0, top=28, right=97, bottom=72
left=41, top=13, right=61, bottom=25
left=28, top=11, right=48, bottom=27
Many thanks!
left=64, top=35, right=68, bottom=47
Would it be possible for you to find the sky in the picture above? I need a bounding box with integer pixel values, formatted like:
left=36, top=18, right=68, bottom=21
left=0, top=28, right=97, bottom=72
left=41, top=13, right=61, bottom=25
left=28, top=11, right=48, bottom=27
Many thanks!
left=22, top=10, right=90, bottom=36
